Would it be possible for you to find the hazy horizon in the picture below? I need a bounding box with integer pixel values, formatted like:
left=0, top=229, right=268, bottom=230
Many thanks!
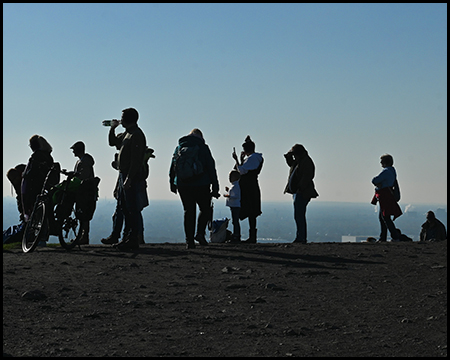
left=4, top=197, right=446, bottom=245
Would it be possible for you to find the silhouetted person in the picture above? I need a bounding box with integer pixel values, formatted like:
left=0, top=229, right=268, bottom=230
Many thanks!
left=170, top=128, right=220, bottom=249
left=101, top=154, right=130, bottom=245
left=70, top=141, right=97, bottom=245
left=371, top=154, right=402, bottom=242
left=283, top=144, right=319, bottom=243
left=21, top=135, right=55, bottom=222
left=420, top=211, right=446, bottom=242
left=224, top=170, right=241, bottom=243
left=108, top=108, right=148, bottom=251
left=232, top=136, right=263, bottom=243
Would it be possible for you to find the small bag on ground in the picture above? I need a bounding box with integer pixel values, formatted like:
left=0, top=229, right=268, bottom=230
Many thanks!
left=210, top=218, right=229, bottom=243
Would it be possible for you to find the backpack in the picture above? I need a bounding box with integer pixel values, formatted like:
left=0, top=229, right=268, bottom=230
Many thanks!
left=3, top=222, right=25, bottom=244
left=174, top=145, right=204, bottom=182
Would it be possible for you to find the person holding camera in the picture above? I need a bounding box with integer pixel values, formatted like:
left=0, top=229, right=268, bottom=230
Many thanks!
left=284, top=144, right=319, bottom=244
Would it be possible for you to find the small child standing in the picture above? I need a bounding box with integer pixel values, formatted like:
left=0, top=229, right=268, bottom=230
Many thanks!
left=224, top=170, right=241, bottom=243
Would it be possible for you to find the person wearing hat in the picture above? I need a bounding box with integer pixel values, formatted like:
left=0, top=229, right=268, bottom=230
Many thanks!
left=70, top=141, right=96, bottom=244
left=71, top=141, right=95, bottom=181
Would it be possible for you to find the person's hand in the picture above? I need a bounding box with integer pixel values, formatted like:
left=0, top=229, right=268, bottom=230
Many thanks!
left=232, top=147, right=238, bottom=162
left=211, top=191, right=220, bottom=199
left=170, top=183, right=177, bottom=194
left=111, top=119, right=120, bottom=129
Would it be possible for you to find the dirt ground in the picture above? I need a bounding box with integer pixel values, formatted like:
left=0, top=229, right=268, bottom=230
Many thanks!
left=3, top=240, right=447, bottom=357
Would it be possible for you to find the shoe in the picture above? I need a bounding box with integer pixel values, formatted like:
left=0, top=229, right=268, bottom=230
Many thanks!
left=376, top=239, right=387, bottom=243
left=194, top=234, right=208, bottom=246
left=114, top=238, right=139, bottom=251
left=101, top=235, right=119, bottom=245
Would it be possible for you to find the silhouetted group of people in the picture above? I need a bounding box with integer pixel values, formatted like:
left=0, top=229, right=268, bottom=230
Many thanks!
left=6, top=135, right=98, bottom=245
left=5, top=107, right=446, bottom=249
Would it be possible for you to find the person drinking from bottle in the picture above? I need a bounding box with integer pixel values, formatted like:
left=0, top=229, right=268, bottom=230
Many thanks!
left=107, top=108, right=148, bottom=251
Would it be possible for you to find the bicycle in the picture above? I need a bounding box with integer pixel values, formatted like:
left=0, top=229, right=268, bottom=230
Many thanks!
left=22, top=164, right=85, bottom=253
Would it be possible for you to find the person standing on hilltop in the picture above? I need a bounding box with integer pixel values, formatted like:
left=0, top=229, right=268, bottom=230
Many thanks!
left=283, top=144, right=319, bottom=244
left=232, top=136, right=264, bottom=243
left=70, top=141, right=99, bottom=245
left=21, top=135, right=56, bottom=222
left=169, top=128, right=220, bottom=249
left=107, top=108, right=148, bottom=251
left=371, top=153, right=402, bottom=242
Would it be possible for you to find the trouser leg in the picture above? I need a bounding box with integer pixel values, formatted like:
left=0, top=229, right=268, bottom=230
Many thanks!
left=294, top=193, right=310, bottom=242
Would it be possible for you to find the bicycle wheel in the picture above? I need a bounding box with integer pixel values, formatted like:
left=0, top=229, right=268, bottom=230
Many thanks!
left=22, top=201, right=49, bottom=253
left=58, top=208, right=81, bottom=250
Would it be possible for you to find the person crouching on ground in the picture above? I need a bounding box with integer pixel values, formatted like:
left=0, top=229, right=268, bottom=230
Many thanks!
left=420, top=211, right=447, bottom=242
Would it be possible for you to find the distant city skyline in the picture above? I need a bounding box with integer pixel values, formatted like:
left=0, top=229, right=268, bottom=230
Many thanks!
left=3, top=3, right=447, bottom=205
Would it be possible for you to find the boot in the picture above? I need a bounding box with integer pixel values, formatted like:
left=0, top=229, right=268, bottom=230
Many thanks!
left=186, top=238, right=196, bottom=249
left=243, top=229, right=257, bottom=244
left=101, top=234, right=120, bottom=245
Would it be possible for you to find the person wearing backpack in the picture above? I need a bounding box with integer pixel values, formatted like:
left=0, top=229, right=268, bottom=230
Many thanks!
left=169, top=128, right=220, bottom=249
left=371, top=154, right=403, bottom=242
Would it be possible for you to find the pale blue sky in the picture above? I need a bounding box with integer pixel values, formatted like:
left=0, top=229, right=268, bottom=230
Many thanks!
left=3, top=3, right=447, bottom=206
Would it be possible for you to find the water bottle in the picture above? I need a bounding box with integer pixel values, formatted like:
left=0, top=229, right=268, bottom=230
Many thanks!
left=102, top=119, right=121, bottom=126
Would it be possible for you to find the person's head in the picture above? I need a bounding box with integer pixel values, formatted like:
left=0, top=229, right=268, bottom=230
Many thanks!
left=189, top=128, right=204, bottom=139
left=121, top=108, right=139, bottom=127
left=380, top=154, right=394, bottom=168
left=29, top=135, right=52, bottom=153
left=229, top=170, right=240, bottom=183
left=426, top=211, right=436, bottom=223
left=70, top=141, right=85, bottom=157
left=242, top=135, right=255, bottom=154
left=285, top=144, right=306, bottom=161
